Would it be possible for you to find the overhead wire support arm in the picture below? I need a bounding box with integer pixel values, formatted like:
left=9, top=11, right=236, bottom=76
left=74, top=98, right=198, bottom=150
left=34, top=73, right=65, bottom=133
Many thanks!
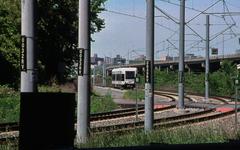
left=222, top=16, right=237, bottom=37
left=158, top=0, right=222, bottom=19
left=223, top=0, right=237, bottom=25
left=186, top=0, right=222, bottom=24
left=166, top=39, right=178, bottom=51
left=210, top=24, right=235, bottom=41
left=154, top=5, right=179, bottom=24
left=155, top=5, right=205, bottom=41
left=185, top=24, right=205, bottom=41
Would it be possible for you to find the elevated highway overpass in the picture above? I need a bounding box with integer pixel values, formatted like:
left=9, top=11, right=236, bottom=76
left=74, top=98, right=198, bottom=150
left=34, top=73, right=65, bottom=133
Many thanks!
left=106, top=54, right=240, bottom=75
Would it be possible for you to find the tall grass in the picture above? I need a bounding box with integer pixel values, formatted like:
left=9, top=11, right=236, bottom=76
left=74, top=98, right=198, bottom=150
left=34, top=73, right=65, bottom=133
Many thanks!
left=91, top=93, right=117, bottom=113
left=123, top=89, right=144, bottom=100
left=78, top=125, right=232, bottom=148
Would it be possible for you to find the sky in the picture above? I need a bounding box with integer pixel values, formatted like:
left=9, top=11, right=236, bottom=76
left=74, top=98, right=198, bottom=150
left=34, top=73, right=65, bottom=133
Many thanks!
left=91, top=0, right=240, bottom=60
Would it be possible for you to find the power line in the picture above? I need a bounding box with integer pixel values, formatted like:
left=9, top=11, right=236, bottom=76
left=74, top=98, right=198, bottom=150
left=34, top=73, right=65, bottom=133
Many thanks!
left=186, top=0, right=222, bottom=24
left=157, top=0, right=222, bottom=19
left=105, top=9, right=176, bottom=32
left=155, top=5, right=205, bottom=41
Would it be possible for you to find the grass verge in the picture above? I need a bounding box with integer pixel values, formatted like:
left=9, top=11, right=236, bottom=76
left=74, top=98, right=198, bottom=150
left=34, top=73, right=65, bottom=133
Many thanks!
left=123, top=89, right=144, bottom=101
left=91, top=93, right=117, bottom=113
left=77, top=125, right=236, bottom=148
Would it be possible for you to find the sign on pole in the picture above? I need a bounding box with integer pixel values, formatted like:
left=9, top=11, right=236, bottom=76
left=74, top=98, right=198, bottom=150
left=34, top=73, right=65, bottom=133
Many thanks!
left=20, top=35, right=27, bottom=71
left=77, top=48, right=85, bottom=76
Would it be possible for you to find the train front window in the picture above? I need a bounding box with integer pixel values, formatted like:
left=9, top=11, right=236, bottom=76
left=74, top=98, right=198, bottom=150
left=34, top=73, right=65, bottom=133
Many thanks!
left=126, top=71, right=135, bottom=79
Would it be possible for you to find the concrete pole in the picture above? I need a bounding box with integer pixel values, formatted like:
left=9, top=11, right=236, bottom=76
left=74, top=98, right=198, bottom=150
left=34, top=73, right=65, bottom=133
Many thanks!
left=205, top=15, right=210, bottom=102
left=21, top=0, right=37, bottom=92
left=93, top=65, right=96, bottom=86
left=77, top=0, right=90, bottom=143
left=102, top=64, right=106, bottom=87
left=144, top=0, right=154, bottom=132
left=178, top=0, right=185, bottom=110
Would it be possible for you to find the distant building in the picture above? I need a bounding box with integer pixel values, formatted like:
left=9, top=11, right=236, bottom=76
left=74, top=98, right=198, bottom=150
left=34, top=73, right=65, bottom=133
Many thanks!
left=159, top=55, right=173, bottom=61
left=236, top=49, right=240, bottom=54
left=104, top=56, right=112, bottom=64
left=91, top=53, right=104, bottom=65
left=113, top=55, right=126, bottom=65
left=185, top=53, right=197, bottom=60
left=135, top=55, right=146, bottom=61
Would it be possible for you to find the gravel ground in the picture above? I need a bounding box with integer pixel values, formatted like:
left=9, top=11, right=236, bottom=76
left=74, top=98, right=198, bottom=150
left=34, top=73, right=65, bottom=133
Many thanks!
left=168, top=112, right=240, bottom=139
left=91, top=108, right=204, bottom=128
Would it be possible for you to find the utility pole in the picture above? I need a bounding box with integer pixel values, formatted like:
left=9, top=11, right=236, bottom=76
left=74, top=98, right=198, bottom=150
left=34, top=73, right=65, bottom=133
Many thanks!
left=102, top=63, right=106, bottom=87
left=205, top=15, right=210, bottom=102
left=144, top=0, right=154, bottom=132
left=178, top=0, right=185, bottom=110
left=21, top=0, right=37, bottom=92
left=93, top=65, right=96, bottom=86
left=77, top=0, right=90, bottom=143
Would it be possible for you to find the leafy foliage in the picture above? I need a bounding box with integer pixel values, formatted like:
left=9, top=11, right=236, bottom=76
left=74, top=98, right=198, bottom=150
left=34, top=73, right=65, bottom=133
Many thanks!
left=0, top=0, right=107, bottom=86
left=37, top=0, right=107, bottom=83
left=0, top=0, right=20, bottom=87
left=0, top=85, right=20, bottom=123
left=91, top=93, right=117, bottom=113
left=138, top=61, right=237, bottom=96
left=209, top=61, right=236, bottom=96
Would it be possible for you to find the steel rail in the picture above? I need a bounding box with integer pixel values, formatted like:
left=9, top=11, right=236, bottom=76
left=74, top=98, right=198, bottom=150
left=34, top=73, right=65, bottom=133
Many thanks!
left=91, top=108, right=214, bottom=133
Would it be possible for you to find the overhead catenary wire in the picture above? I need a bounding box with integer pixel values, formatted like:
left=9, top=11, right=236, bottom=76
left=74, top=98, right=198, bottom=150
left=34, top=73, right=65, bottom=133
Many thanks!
left=105, top=9, right=176, bottom=32
left=103, top=0, right=240, bottom=58
left=186, top=0, right=222, bottom=24
left=155, top=5, right=205, bottom=41
left=157, top=0, right=223, bottom=19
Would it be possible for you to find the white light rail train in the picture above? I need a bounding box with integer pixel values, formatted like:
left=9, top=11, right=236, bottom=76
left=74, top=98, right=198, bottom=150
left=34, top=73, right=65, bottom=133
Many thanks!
left=111, top=67, right=137, bottom=89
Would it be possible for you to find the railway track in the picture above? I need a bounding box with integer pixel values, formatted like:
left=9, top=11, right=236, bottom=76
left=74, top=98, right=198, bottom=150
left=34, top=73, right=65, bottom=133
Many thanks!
left=100, top=86, right=231, bottom=104
left=154, top=91, right=194, bottom=102
left=91, top=108, right=214, bottom=133
left=0, top=105, right=175, bottom=134
left=91, top=108, right=236, bottom=134
left=0, top=88, right=230, bottom=134
left=0, top=108, right=237, bottom=145
left=154, top=89, right=231, bottom=104
left=91, top=104, right=174, bottom=121
left=0, top=87, right=235, bottom=144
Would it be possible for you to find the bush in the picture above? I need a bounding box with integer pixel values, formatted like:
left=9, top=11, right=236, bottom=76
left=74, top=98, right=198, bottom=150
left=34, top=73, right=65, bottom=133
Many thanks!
left=0, top=85, right=20, bottom=123
left=123, top=89, right=144, bottom=100
left=91, top=93, right=117, bottom=113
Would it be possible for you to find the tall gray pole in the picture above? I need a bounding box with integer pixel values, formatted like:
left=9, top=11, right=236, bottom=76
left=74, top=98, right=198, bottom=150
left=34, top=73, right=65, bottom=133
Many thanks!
left=144, top=0, right=154, bottom=132
left=178, top=0, right=185, bottom=110
left=21, top=0, right=37, bottom=92
left=102, top=64, right=106, bottom=87
left=77, top=0, right=90, bottom=143
left=205, top=15, right=210, bottom=102
left=93, top=65, right=96, bottom=86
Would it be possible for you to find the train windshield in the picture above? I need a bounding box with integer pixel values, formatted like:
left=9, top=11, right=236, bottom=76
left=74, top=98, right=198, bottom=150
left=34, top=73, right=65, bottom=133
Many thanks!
left=125, top=71, right=135, bottom=79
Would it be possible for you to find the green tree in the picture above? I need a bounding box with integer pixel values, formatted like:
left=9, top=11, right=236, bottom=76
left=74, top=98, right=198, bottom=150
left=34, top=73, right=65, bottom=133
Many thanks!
left=0, top=0, right=107, bottom=86
left=0, top=0, right=20, bottom=87
left=209, top=60, right=236, bottom=96
left=37, top=0, right=107, bottom=83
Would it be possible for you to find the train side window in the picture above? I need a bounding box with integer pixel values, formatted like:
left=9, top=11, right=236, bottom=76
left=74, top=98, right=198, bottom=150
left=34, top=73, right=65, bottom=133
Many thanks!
left=117, top=74, right=121, bottom=81
left=121, top=74, right=124, bottom=81
left=112, top=74, right=115, bottom=81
